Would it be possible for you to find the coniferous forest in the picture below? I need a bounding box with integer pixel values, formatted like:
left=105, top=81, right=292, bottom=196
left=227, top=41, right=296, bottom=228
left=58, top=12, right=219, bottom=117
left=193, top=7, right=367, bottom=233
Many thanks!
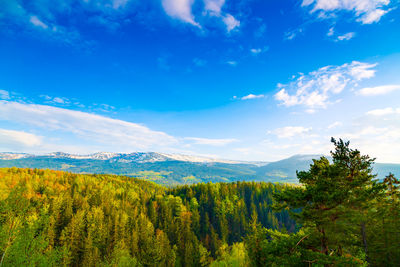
left=0, top=139, right=399, bottom=266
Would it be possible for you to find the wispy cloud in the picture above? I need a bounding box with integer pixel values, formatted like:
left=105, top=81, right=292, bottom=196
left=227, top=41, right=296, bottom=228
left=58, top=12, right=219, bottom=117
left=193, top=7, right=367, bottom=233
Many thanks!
left=327, top=27, right=334, bottom=36
left=284, top=28, right=303, bottom=40
left=366, top=107, right=400, bottom=116
left=250, top=46, right=269, bottom=55
left=30, top=16, right=48, bottom=29
left=0, top=129, right=42, bottom=148
left=359, top=8, right=389, bottom=24
left=41, top=95, right=71, bottom=105
left=337, top=32, right=355, bottom=41
left=235, top=94, right=265, bottom=100
left=111, top=0, right=129, bottom=9
left=203, top=0, right=240, bottom=32
left=327, top=121, right=342, bottom=129
left=0, top=101, right=177, bottom=150
left=0, top=90, right=10, bottom=100
left=275, top=61, right=377, bottom=109
left=334, top=108, right=400, bottom=162
left=302, top=0, right=393, bottom=24
left=327, top=29, right=356, bottom=41
left=204, top=0, right=225, bottom=13
left=357, top=85, right=400, bottom=96
left=162, top=0, right=200, bottom=27
left=222, top=14, right=240, bottom=32
left=269, top=126, right=312, bottom=138
left=226, top=60, right=238, bottom=66
left=185, top=137, right=238, bottom=146
left=161, top=0, right=240, bottom=31
left=0, top=2, right=87, bottom=46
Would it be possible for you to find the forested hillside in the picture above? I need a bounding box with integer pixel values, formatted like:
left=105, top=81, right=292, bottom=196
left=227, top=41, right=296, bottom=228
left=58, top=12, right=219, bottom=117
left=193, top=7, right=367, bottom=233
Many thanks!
left=0, top=140, right=399, bottom=266
left=0, top=168, right=293, bottom=266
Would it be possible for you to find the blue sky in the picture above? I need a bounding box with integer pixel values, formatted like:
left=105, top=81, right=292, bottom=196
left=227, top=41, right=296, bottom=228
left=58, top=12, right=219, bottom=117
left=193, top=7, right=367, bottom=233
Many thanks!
left=1, top=0, right=400, bottom=162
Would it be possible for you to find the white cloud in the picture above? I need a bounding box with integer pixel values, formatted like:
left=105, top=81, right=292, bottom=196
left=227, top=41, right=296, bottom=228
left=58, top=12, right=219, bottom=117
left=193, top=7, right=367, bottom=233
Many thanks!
left=39, top=95, right=88, bottom=108
left=222, top=14, right=240, bottom=32
left=52, top=97, right=65, bottom=104
left=327, top=27, right=334, bottom=36
left=250, top=48, right=262, bottom=54
left=203, top=0, right=240, bottom=32
left=337, top=32, right=355, bottom=41
left=30, top=15, right=48, bottom=29
left=240, top=94, right=265, bottom=100
left=305, top=108, right=316, bottom=114
left=0, top=129, right=42, bottom=148
left=162, top=0, right=200, bottom=27
left=185, top=137, right=238, bottom=146
left=358, top=8, right=388, bottom=24
left=270, top=126, right=312, bottom=138
left=204, top=0, right=225, bottom=13
left=226, top=61, right=237, bottom=66
left=6, top=0, right=243, bottom=36
left=357, top=85, right=400, bottom=96
left=275, top=61, right=377, bottom=109
left=0, top=101, right=177, bottom=150
left=302, top=0, right=392, bottom=24
left=0, top=90, right=10, bottom=100
left=284, top=28, right=303, bottom=40
left=338, top=127, right=400, bottom=163
left=332, top=108, right=400, bottom=162
left=111, top=0, right=129, bottom=9
left=161, top=0, right=239, bottom=31
left=259, top=105, right=400, bottom=163
left=366, top=107, right=400, bottom=116
left=349, top=62, right=376, bottom=80
left=3, top=4, right=82, bottom=45
left=250, top=46, right=269, bottom=55
left=327, top=121, right=342, bottom=129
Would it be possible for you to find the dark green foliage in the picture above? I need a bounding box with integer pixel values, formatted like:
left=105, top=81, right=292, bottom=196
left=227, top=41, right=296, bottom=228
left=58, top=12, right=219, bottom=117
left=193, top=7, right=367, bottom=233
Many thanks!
left=168, top=182, right=295, bottom=256
left=366, top=173, right=400, bottom=266
left=246, top=139, right=400, bottom=266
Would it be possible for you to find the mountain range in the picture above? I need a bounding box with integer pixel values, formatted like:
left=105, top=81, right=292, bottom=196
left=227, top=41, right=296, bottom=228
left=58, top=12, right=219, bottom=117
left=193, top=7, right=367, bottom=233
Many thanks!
left=0, top=152, right=399, bottom=185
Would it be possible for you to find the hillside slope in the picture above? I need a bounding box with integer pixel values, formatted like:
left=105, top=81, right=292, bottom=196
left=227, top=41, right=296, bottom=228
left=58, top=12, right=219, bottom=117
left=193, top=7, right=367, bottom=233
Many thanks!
left=0, top=168, right=294, bottom=266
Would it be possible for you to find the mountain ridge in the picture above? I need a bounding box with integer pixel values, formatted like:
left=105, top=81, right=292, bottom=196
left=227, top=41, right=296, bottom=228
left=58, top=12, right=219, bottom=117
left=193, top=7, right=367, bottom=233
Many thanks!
left=1, top=152, right=398, bottom=185
left=0, top=151, right=268, bottom=165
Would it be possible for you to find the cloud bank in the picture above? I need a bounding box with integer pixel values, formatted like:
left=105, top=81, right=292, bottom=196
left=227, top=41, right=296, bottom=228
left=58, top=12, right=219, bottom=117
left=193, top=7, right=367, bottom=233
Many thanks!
left=0, top=101, right=177, bottom=150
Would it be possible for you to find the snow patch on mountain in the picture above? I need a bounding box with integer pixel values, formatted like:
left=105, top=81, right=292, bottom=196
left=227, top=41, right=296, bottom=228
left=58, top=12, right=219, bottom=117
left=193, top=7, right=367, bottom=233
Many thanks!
left=0, top=153, right=33, bottom=160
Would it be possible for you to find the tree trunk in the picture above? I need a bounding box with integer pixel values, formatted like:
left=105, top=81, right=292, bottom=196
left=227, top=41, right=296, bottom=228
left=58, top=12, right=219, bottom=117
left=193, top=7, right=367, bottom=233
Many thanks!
left=361, top=222, right=370, bottom=265
left=320, top=229, right=331, bottom=267
left=320, top=228, right=328, bottom=255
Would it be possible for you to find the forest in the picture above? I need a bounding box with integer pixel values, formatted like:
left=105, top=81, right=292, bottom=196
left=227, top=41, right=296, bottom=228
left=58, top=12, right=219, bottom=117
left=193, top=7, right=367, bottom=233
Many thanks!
left=0, top=139, right=399, bottom=266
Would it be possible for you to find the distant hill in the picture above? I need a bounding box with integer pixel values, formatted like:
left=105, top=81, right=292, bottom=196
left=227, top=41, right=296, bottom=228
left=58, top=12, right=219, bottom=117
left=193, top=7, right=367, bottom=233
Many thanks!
left=0, top=152, right=398, bottom=185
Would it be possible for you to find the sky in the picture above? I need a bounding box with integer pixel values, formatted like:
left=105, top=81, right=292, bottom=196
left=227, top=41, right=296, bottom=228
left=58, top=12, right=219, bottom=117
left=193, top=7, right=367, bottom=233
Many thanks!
left=0, top=0, right=400, bottom=163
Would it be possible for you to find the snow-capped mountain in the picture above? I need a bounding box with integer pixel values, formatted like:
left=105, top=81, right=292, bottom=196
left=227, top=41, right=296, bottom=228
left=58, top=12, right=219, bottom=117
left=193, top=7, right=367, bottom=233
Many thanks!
left=0, top=151, right=263, bottom=165
left=0, top=152, right=398, bottom=185
left=0, top=153, right=34, bottom=160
